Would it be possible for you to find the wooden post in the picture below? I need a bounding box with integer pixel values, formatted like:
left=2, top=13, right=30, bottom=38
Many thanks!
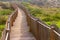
left=36, top=19, right=40, bottom=40
left=6, top=29, right=10, bottom=40
left=50, top=25, right=55, bottom=40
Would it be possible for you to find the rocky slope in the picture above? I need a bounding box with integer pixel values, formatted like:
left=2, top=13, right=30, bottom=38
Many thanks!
left=0, top=0, right=60, bottom=7
left=21, top=0, right=60, bottom=7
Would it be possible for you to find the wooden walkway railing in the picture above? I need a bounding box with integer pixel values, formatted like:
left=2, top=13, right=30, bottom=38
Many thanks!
left=0, top=3, right=60, bottom=40
left=17, top=3, right=60, bottom=40
left=0, top=3, right=18, bottom=40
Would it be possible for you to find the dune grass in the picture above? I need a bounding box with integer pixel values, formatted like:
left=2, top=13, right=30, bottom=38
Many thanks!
left=22, top=2, right=60, bottom=28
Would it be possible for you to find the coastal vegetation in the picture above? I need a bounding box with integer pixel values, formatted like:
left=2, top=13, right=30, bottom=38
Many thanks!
left=22, top=2, right=60, bottom=28
left=0, top=2, right=13, bottom=38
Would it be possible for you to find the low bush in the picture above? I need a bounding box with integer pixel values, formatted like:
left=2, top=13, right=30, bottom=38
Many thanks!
left=0, top=24, right=5, bottom=38
left=22, top=2, right=60, bottom=28
left=0, top=15, right=8, bottom=25
left=0, top=9, right=12, bottom=15
left=0, top=31, right=2, bottom=38
left=0, top=25, right=5, bottom=31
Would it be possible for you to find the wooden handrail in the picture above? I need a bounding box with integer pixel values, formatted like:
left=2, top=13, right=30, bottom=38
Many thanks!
left=5, top=22, right=10, bottom=40
left=17, top=3, right=60, bottom=40
left=5, top=32, right=9, bottom=40
left=53, top=30, right=60, bottom=36
left=0, top=3, right=18, bottom=40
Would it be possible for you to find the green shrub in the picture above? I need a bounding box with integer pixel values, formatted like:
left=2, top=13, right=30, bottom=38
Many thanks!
left=0, top=15, right=8, bottom=25
left=56, top=21, right=60, bottom=28
left=0, top=31, right=2, bottom=38
left=45, top=22, right=51, bottom=25
left=0, top=9, right=12, bottom=15
left=0, top=25, right=5, bottom=38
left=0, top=25, right=5, bottom=31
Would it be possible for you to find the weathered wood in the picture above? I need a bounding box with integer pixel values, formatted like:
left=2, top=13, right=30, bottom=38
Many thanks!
left=50, top=25, right=60, bottom=40
left=19, top=4, right=60, bottom=40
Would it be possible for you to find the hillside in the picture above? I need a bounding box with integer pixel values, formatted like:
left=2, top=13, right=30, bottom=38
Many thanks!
left=21, top=0, right=60, bottom=7
left=0, top=0, right=60, bottom=7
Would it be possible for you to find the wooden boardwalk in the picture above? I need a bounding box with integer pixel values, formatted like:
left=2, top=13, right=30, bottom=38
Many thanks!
left=10, top=8, right=36, bottom=40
